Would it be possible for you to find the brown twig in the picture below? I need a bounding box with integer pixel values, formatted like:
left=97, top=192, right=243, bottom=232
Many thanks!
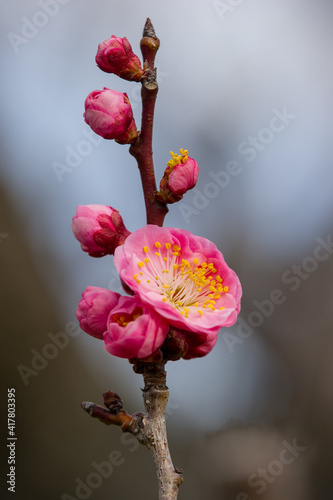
left=81, top=364, right=183, bottom=499
left=129, top=18, right=168, bottom=227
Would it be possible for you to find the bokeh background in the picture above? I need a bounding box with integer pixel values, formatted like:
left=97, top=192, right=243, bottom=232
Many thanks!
left=1, top=0, right=333, bottom=499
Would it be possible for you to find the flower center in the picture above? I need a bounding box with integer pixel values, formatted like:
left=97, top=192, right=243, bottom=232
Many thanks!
left=112, top=307, right=143, bottom=327
left=166, top=148, right=189, bottom=172
left=132, top=241, right=229, bottom=317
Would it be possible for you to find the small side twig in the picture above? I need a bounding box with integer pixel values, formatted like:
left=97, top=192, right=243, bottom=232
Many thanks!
left=81, top=365, right=183, bottom=499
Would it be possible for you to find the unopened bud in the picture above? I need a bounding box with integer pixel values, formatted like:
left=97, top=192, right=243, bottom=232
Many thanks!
left=96, top=36, right=144, bottom=82
left=76, top=287, right=120, bottom=339
left=84, top=88, right=138, bottom=143
left=72, top=204, right=130, bottom=257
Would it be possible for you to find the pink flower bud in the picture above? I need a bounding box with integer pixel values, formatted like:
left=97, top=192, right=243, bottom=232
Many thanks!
left=76, top=287, right=120, bottom=339
left=96, top=36, right=144, bottom=82
left=103, top=296, right=169, bottom=360
left=157, top=149, right=199, bottom=203
left=165, top=328, right=218, bottom=360
left=84, top=88, right=138, bottom=143
left=72, top=204, right=130, bottom=257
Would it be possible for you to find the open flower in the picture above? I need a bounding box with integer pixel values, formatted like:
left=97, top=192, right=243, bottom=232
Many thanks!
left=114, top=225, right=242, bottom=335
left=76, top=287, right=120, bottom=339
left=104, top=296, right=169, bottom=359
left=72, top=204, right=130, bottom=257
left=84, top=88, right=138, bottom=143
left=96, top=36, right=144, bottom=81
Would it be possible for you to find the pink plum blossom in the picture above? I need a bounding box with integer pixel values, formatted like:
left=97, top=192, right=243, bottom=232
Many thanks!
left=157, top=149, right=199, bottom=203
left=104, top=296, right=169, bottom=359
left=76, top=286, right=120, bottom=339
left=96, top=36, right=143, bottom=81
left=114, top=225, right=242, bottom=337
left=72, top=204, right=130, bottom=257
left=84, top=88, right=138, bottom=143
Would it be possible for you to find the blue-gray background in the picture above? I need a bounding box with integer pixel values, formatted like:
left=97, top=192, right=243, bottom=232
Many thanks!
left=1, top=1, right=333, bottom=499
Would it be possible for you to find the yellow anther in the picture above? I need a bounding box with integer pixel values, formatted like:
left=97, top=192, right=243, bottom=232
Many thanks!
left=144, top=258, right=149, bottom=264
left=163, top=284, right=169, bottom=289
left=155, top=276, right=159, bottom=280
left=173, top=245, right=181, bottom=252
left=219, top=307, right=225, bottom=310
left=140, top=272, right=143, bottom=276
left=193, top=258, right=199, bottom=265
left=163, top=257, right=167, bottom=261
left=147, top=280, right=151, bottom=283
left=198, top=310, right=203, bottom=316
left=165, top=243, right=171, bottom=249
left=173, top=264, right=179, bottom=269
left=162, top=297, right=167, bottom=302
left=133, top=274, right=138, bottom=279
left=155, top=242, right=161, bottom=248
left=143, top=246, right=149, bottom=253
left=224, top=286, right=229, bottom=293
left=138, top=261, right=145, bottom=268
left=176, top=301, right=182, bottom=306
left=194, top=302, right=199, bottom=307
left=155, top=252, right=161, bottom=257
left=136, top=280, right=141, bottom=284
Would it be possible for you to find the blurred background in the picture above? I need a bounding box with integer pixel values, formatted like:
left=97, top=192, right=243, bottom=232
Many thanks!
left=1, top=0, right=333, bottom=498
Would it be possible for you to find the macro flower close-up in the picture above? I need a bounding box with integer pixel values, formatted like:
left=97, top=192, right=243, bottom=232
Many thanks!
left=114, top=225, right=242, bottom=335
